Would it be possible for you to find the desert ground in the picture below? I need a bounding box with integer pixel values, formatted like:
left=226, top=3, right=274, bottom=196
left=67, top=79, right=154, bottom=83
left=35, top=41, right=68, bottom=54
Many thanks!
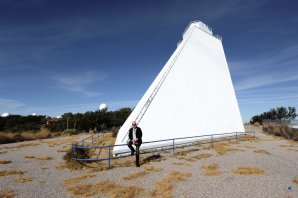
left=0, top=126, right=298, bottom=198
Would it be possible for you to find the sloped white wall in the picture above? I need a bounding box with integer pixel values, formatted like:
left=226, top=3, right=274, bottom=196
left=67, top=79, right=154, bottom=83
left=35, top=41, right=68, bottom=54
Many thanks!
left=113, top=21, right=244, bottom=156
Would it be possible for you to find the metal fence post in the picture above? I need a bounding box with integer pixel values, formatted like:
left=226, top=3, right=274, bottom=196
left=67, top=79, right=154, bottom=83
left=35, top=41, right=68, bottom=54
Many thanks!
left=211, top=135, right=213, bottom=148
left=236, top=132, right=238, bottom=142
left=108, top=145, right=111, bottom=169
left=172, top=139, right=175, bottom=155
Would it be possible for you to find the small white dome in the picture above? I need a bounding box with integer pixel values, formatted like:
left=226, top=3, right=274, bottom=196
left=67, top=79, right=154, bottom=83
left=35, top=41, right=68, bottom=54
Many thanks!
left=32, top=113, right=37, bottom=116
left=56, top=116, right=62, bottom=119
left=2, top=112, right=10, bottom=117
left=99, top=103, right=108, bottom=112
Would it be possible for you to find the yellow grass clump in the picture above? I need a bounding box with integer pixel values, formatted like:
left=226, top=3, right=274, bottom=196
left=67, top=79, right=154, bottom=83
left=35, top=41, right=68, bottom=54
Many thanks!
left=0, top=160, right=12, bottom=164
left=293, top=178, right=298, bottom=185
left=192, top=153, right=213, bottom=160
left=67, top=181, right=144, bottom=198
left=3, top=143, right=39, bottom=149
left=122, top=171, right=148, bottom=180
left=15, top=177, right=33, bottom=183
left=254, top=150, right=270, bottom=154
left=143, top=164, right=162, bottom=172
left=0, top=151, right=8, bottom=154
left=64, top=174, right=96, bottom=186
left=24, top=156, right=35, bottom=159
left=0, top=188, right=17, bottom=198
left=231, top=166, right=264, bottom=175
left=151, top=171, right=191, bottom=198
left=211, top=143, right=240, bottom=155
left=36, top=156, right=53, bottom=160
left=202, top=163, right=219, bottom=176
left=0, top=170, right=25, bottom=177
left=173, top=162, right=192, bottom=166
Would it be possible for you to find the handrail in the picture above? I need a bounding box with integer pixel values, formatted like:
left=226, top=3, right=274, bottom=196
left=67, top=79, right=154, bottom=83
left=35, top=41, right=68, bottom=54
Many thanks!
left=72, top=131, right=256, bottom=169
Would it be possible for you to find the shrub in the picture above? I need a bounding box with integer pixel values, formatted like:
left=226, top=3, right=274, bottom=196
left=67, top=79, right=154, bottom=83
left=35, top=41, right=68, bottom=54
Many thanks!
left=62, top=129, right=77, bottom=135
left=253, top=122, right=261, bottom=127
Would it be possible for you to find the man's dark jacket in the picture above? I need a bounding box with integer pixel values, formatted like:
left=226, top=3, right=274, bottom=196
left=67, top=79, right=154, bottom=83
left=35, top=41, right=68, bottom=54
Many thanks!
left=128, top=127, right=142, bottom=143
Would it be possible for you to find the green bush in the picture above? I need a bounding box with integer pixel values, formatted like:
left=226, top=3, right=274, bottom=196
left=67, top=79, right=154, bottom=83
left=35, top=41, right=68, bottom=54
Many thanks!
left=62, top=129, right=77, bottom=135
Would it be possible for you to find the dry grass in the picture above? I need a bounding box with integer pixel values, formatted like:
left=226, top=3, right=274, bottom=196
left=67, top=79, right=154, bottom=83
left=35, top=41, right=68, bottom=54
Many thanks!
left=15, top=177, right=33, bottom=183
left=57, top=148, right=70, bottom=152
left=39, top=180, right=46, bottom=184
left=67, top=181, right=144, bottom=198
left=176, top=156, right=196, bottom=162
left=293, top=178, right=298, bottom=185
left=0, top=128, right=51, bottom=144
left=288, top=148, right=298, bottom=152
left=0, top=160, right=12, bottom=164
left=0, top=170, right=25, bottom=176
left=151, top=171, right=192, bottom=198
left=0, top=151, right=8, bottom=154
left=175, top=147, right=201, bottom=156
left=24, top=156, right=35, bottom=159
left=231, top=166, right=264, bottom=175
left=173, top=162, right=192, bottom=166
left=254, top=150, right=270, bottom=154
left=24, top=156, right=52, bottom=160
left=0, top=188, right=17, bottom=198
left=36, top=156, right=52, bottom=160
left=64, top=174, right=96, bottom=186
left=143, top=164, right=162, bottom=172
left=211, top=143, right=240, bottom=155
left=192, top=153, right=213, bottom=160
left=122, top=171, right=148, bottom=180
left=3, top=143, right=39, bottom=149
left=202, top=163, right=219, bottom=176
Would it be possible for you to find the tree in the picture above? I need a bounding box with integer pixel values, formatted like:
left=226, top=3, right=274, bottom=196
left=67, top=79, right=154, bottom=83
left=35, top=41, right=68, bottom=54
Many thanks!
left=250, top=106, right=297, bottom=124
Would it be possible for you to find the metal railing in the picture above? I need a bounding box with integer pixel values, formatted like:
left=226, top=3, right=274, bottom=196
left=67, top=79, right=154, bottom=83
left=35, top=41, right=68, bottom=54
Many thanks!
left=72, top=131, right=255, bottom=169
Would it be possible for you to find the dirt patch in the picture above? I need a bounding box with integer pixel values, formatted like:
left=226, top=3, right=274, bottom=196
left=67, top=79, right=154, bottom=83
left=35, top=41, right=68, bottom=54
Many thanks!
left=254, top=150, right=270, bottom=154
left=0, top=160, right=12, bottom=164
left=0, top=188, right=17, bottom=198
left=122, top=171, right=148, bottom=180
left=202, top=163, right=219, bottom=176
left=67, top=181, right=144, bottom=198
left=0, top=170, right=25, bottom=177
left=293, top=178, right=298, bottom=185
left=15, top=177, right=33, bottom=183
left=231, top=167, right=264, bottom=175
left=151, top=171, right=192, bottom=198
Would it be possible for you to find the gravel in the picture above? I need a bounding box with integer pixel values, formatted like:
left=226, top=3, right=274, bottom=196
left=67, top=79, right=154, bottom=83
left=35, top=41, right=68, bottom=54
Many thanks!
left=0, top=128, right=297, bottom=198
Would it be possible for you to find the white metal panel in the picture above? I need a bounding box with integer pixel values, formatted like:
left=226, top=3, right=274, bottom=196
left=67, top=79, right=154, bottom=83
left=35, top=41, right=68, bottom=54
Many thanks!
left=113, top=21, right=244, bottom=156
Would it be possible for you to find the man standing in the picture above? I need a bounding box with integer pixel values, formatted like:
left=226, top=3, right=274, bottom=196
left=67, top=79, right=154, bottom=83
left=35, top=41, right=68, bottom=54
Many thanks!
left=127, top=121, right=142, bottom=167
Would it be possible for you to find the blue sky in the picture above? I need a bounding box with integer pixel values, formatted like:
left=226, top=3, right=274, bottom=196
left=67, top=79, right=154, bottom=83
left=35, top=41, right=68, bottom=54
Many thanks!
left=0, top=0, right=297, bottom=122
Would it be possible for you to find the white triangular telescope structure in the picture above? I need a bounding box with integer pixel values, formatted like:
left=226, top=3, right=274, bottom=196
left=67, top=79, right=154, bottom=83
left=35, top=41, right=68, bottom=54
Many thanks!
left=113, top=21, right=244, bottom=156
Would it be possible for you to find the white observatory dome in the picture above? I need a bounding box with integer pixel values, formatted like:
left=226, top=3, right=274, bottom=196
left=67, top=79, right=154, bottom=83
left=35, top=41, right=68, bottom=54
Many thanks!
left=32, top=113, right=37, bottom=116
left=56, top=116, right=62, bottom=119
left=2, top=112, right=10, bottom=117
left=99, top=103, right=108, bottom=112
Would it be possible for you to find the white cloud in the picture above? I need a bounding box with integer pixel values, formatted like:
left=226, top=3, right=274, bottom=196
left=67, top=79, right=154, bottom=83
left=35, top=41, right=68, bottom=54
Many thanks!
left=51, top=71, right=108, bottom=97
left=0, top=98, right=26, bottom=111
